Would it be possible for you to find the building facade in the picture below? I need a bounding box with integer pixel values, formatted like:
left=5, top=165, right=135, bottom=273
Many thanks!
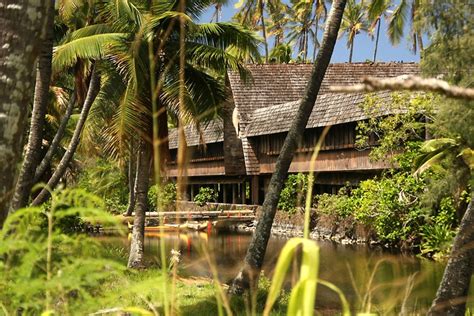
left=167, top=62, right=421, bottom=205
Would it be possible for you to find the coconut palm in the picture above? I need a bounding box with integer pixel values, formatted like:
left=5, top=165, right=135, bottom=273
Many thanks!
left=266, top=0, right=288, bottom=48
left=211, top=0, right=229, bottom=22
left=366, top=0, right=390, bottom=61
left=338, top=0, right=367, bottom=63
left=51, top=0, right=260, bottom=267
left=234, top=0, right=270, bottom=62
left=230, top=0, right=347, bottom=294
left=311, top=0, right=329, bottom=61
left=287, top=0, right=314, bottom=62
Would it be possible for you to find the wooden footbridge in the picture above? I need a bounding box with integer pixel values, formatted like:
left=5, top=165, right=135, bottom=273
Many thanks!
left=122, top=209, right=256, bottom=232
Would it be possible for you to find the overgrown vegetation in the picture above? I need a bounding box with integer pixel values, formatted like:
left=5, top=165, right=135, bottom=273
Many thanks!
left=148, top=182, right=177, bottom=212
left=194, top=187, right=218, bottom=207
left=277, top=173, right=308, bottom=214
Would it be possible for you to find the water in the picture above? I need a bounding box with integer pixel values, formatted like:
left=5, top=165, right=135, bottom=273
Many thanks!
left=100, top=231, right=447, bottom=313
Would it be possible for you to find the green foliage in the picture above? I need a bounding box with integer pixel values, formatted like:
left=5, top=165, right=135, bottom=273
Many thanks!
left=194, top=187, right=218, bottom=207
left=355, top=92, right=435, bottom=163
left=264, top=238, right=349, bottom=316
left=269, top=43, right=292, bottom=63
left=148, top=182, right=177, bottom=211
left=278, top=173, right=308, bottom=214
left=0, top=189, right=125, bottom=314
left=75, top=158, right=128, bottom=214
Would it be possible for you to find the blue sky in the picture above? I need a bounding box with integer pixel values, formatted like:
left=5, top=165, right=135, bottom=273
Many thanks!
left=199, top=2, right=422, bottom=63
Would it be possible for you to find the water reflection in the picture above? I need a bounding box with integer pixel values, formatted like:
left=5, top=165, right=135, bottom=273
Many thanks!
left=102, top=231, right=447, bottom=313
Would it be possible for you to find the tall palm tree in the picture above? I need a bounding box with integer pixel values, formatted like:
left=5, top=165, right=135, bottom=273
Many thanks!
left=311, top=0, right=329, bottom=61
left=230, top=0, right=347, bottom=294
left=287, top=0, right=314, bottom=62
left=0, top=0, right=49, bottom=226
left=234, top=0, right=270, bottom=62
left=266, top=0, right=288, bottom=48
left=11, top=2, right=56, bottom=211
left=211, top=0, right=229, bottom=22
left=51, top=0, right=260, bottom=267
left=367, top=0, right=390, bottom=61
left=338, top=0, right=367, bottom=63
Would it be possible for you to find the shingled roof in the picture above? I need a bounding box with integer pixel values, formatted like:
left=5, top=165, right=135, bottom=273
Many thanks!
left=227, top=62, right=420, bottom=122
left=168, top=120, right=223, bottom=149
left=244, top=91, right=394, bottom=137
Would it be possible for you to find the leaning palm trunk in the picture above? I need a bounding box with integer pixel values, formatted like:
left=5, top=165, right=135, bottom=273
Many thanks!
left=429, top=192, right=474, bottom=315
left=0, top=0, right=49, bottom=227
left=127, top=139, right=152, bottom=268
left=10, top=3, right=55, bottom=211
left=33, top=91, right=76, bottom=183
left=229, top=0, right=347, bottom=294
left=32, top=67, right=100, bottom=206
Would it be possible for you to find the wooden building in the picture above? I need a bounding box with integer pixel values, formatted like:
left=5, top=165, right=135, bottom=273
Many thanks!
left=167, top=62, right=421, bottom=205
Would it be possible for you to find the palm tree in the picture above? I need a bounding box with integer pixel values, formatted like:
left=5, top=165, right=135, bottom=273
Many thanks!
left=287, top=0, right=314, bottom=62
left=230, top=0, right=347, bottom=294
left=266, top=0, right=288, bottom=48
left=11, top=3, right=56, bottom=211
left=338, top=0, right=367, bottom=63
left=367, top=0, right=390, bottom=61
left=234, top=0, right=270, bottom=62
left=0, top=0, right=49, bottom=226
left=311, top=0, right=329, bottom=61
left=211, top=0, right=229, bottom=22
left=51, top=0, right=260, bottom=267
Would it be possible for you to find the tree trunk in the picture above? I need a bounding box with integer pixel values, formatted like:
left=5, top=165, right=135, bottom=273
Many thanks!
left=349, top=37, right=354, bottom=63
left=32, top=66, right=100, bottom=205
left=33, top=90, right=76, bottom=183
left=127, top=139, right=152, bottom=269
left=125, top=143, right=137, bottom=216
left=429, top=192, right=474, bottom=315
left=0, top=0, right=49, bottom=227
left=259, top=0, right=269, bottom=63
left=373, top=18, right=381, bottom=62
left=312, top=19, right=319, bottom=61
left=10, top=3, right=54, bottom=211
left=229, top=0, right=347, bottom=294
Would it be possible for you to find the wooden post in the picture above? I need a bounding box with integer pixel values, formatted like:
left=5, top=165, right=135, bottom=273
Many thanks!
left=241, top=181, right=246, bottom=204
left=190, top=184, right=195, bottom=201
left=223, top=184, right=228, bottom=203
left=251, top=176, right=259, bottom=205
left=232, top=183, right=237, bottom=204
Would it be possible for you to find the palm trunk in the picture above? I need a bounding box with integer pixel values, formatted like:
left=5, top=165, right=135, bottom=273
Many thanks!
left=349, top=37, right=354, bottom=63
left=0, top=0, right=49, bottom=227
left=259, top=0, right=269, bottom=63
left=127, top=139, right=152, bottom=268
left=312, top=19, right=319, bottom=61
left=33, top=90, right=76, bottom=183
left=157, top=102, right=170, bottom=168
left=32, top=67, right=100, bottom=206
left=229, top=0, right=347, bottom=294
left=125, top=143, right=137, bottom=216
left=10, top=3, right=55, bottom=211
left=373, top=18, right=381, bottom=62
left=429, top=192, right=474, bottom=315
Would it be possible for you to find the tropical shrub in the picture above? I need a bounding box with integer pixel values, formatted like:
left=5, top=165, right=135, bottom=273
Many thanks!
left=148, top=182, right=177, bottom=211
left=76, top=159, right=128, bottom=214
left=194, top=187, right=218, bottom=207
left=278, top=173, right=308, bottom=213
left=0, top=189, right=125, bottom=314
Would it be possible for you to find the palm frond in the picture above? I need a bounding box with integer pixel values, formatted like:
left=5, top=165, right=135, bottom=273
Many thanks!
left=388, top=0, right=408, bottom=45
left=53, top=33, right=127, bottom=71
